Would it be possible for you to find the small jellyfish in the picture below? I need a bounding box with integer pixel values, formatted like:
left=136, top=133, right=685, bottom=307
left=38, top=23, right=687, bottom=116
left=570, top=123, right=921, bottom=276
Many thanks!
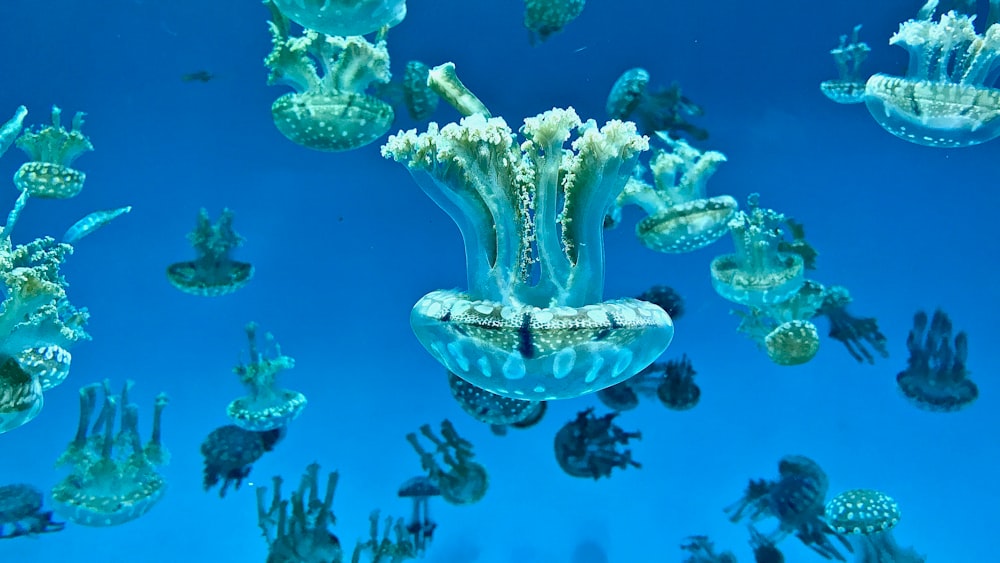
left=825, top=489, right=925, bottom=562
left=264, top=2, right=394, bottom=151
left=13, top=106, right=93, bottom=199
left=864, top=5, right=1000, bottom=147
left=816, top=285, right=888, bottom=364
left=448, top=371, right=545, bottom=426
left=201, top=424, right=285, bottom=498
left=350, top=510, right=418, bottom=562
left=554, top=408, right=641, bottom=480
left=711, top=194, right=805, bottom=309
left=596, top=355, right=700, bottom=411
left=680, top=535, right=737, bottom=563
left=612, top=135, right=737, bottom=254
left=896, top=309, right=977, bottom=412
left=776, top=219, right=818, bottom=271
left=0, top=484, right=65, bottom=539
left=606, top=68, right=708, bottom=140
left=749, top=526, right=785, bottom=563
left=257, top=463, right=343, bottom=562
left=524, top=0, right=585, bottom=44
left=52, top=381, right=169, bottom=526
left=636, top=285, right=685, bottom=320
left=397, top=476, right=440, bottom=556
left=821, top=25, right=871, bottom=104
left=407, top=420, right=488, bottom=505
left=269, top=0, right=406, bottom=37
left=656, top=355, right=701, bottom=411
left=228, top=323, right=306, bottom=431
left=595, top=378, right=642, bottom=411
left=402, top=60, right=439, bottom=121
left=166, top=208, right=254, bottom=296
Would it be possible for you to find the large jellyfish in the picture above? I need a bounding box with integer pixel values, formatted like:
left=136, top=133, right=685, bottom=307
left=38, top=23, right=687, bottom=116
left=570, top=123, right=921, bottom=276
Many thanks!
left=264, top=1, right=394, bottom=151
left=13, top=106, right=93, bottom=199
left=606, top=68, right=708, bottom=140
left=269, top=0, right=406, bottom=37
left=200, top=424, right=285, bottom=498
left=52, top=381, right=169, bottom=526
left=166, top=208, right=254, bottom=296
left=0, top=483, right=65, bottom=539
left=524, top=0, right=585, bottom=44
left=896, top=309, right=977, bottom=412
left=406, top=420, right=488, bottom=505
left=825, top=489, right=925, bottom=562
left=725, top=455, right=850, bottom=561
left=864, top=4, right=1000, bottom=147
left=554, top=408, right=641, bottom=480
left=609, top=134, right=737, bottom=253
left=383, top=104, right=674, bottom=401
left=821, top=25, right=871, bottom=104
left=228, top=322, right=306, bottom=431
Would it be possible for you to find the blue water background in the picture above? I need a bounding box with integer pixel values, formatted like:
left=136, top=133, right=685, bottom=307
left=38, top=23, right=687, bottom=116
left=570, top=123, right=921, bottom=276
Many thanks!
left=0, top=0, right=997, bottom=561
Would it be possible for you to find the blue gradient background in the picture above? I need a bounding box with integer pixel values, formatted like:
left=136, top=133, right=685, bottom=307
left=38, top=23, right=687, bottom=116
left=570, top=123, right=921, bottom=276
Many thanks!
left=0, top=0, right=996, bottom=561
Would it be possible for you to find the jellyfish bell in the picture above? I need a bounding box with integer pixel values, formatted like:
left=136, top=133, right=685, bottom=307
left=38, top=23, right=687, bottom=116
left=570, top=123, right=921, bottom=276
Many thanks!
left=710, top=252, right=805, bottom=308
left=0, top=356, right=43, bottom=434
left=269, top=0, right=406, bottom=37
left=227, top=390, right=306, bottom=432
left=271, top=91, right=395, bottom=152
left=636, top=195, right=738, bottom=253
left=820, top=80, right=867, bottom=104
left=166, top=259, right=254, bottom=297
left=765, top=320, right=821, bottom=366
left=18, top=345, right=72, bottom=392
left=448, top=371, right=543, bottom=425
left=0, top=484, right=65, bottom=538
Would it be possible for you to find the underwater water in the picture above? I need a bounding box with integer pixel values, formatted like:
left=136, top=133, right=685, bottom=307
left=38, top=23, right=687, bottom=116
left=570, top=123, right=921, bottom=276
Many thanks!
left=0, top=0, right=997, bottom=561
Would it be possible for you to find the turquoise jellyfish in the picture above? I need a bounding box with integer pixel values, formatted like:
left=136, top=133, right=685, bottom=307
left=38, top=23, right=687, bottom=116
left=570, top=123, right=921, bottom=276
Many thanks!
left=228, top=323, right=306, bottom=431
left=166, top=208, right=254, bottom=296
left=820, top=25, right=871, bottom=104
left=13, top=106, right=93, bottom=199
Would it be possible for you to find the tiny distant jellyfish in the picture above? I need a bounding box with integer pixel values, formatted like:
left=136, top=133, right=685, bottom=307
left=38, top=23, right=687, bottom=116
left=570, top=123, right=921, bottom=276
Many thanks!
left=864, top=5, right=1000, bottom=147
left=826, top=489, right=925, bottom=563
left=407, top=420, right=488, bottom=505
left=397, top=476, right=440, bottom=556
left=816, top=285, right=888, bottom=363
left=63, top=206, right=132, bottom=244
left=0, top=484, right=65, bottom=539
left=607, top=68, right=708, bottom=140
left=680, top=535, right=737, bottom=563
left=524, top=0, right=585, bottom=44
left=896, top=309, right=977, bottom=412
left=228, top=323, right=306, bottom=431
left=554, top=408, right=641, bottom=480
left=256, top=463, right=343, bottom=562
left=51, top=381, right=170, bottom=526
left=656, top=355, right=701, bottom=411
left=402, top=61, right=439, bottom=121
left=269, top=0, right=406, bottom=37
left=166, top=208, right=254, bottom=296
left=13, top=106, right=93, bottom=199
left=201, top=424, right=285, bottom=498
left=637, top=285, right=685, bottom=320
left=820, top=25, right=871, bottom=104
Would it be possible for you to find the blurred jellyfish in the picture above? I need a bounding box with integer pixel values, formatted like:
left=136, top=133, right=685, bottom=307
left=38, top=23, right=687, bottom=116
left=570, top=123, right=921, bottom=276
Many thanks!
left=597, top=355, right=701, bottom=411
left=351, top=510, right=418, bottom=562
left=607, top=68, right=708, bottom=140
left=166, top=208, right=254, bottom=296
left=407, top=420, right=488, bottom=505
left=257, top=463, right=343, bottom=562
left=402, top=60, right=439, bottom=121
left=524, top=0, right=585, bottom=44
left=826, top=489, right=925, bottom=562
left=896, top=309, right=977, bottom=412
left=397, top=476, right=439, bottom=556
left=0, top=483, right=65, bottom=539
left=610, top=135, right=737, bottom=254
left=776, top=219, right=819, bottom=272
left=52, top=381, right=169, bottom=526
left=228, top=323, right=306, bottom=431
left=680, top=535, right=737, bottom=563
left=821, top=25, right=871, bottom=104
left=13, top=106, right=93, bottom=199
left=269, top=0, right=406, bottom=37
left=570, top=540, right=609, bottom=563
left=448, top=371, right=546, bottom=431
left=864, top=4, right=1000, bottom=147
left=815, top=285, right=888, bottom=364
left=383, top=106, right=673, bottom=401
left=749, top=526, right=785, bottom=563
left=264, top=1, right=394, bottom=151
left=636, top=285, right=685, bottom=320
left=732, top=280, right=825, bottom=367
left=201, top=424, right=285, bottom=498
left=554, top=408, right=641, bottom=480
left=656, top=355, right=701, bottom=411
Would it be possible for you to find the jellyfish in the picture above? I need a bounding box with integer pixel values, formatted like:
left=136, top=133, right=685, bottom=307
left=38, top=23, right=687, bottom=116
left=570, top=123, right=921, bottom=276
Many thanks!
left=257, top=463, right=343, bottom=562
left=711, top=194, right=805, bottom=309
left=864, top=5, right=1000, bottom=147
left=351, top=510, right=418, bottom=562
left=0, top=483, right=65, bottom=539
left=554, top=408, right=641, bottom=480
left=407, top=420, right=488, bottom=505
left=52, top=380, right=169, bottom=526
left=749, top=526, right=785, bottom=563
left=815, top=286, right=888, bottom=364
left=201, top=424, right=285, bottom=498
left=383, top=104, right=674, bottom=401
left=0, top=356, right=42, bottom=434
left=228, top=323, right=306, bottom=431
left=448, top=371, right=545, bottom=427
left=13, top=106, right=93, bottom=199
left=611, top=134, right=737, bottom=254
left=821, top=25, right=871, bottom=104
left=606, top=68, right=708, bottom=140
left=656, top=354, right=701, bottom=411
left=269, top=0, right=406, bottom=37
left=636, top=285, right=685, bottom=320
left=896, top=309, right=977, bottom=412
left=166, top=208, right=254, bottom=296
left=825, top=489, right=925, bottom=562
left=524, top=0, right=585, bottom=44
left=680, top=535, right=737, bottom=563
left=725, top=455, right=850, bottom=561
left=397, top=476, right=439, bottom=556
left=402, top=61, right=439, bottom=121
left=264, top=1, right=394, bottom=151
left=776, top=219, right=819, bottom=271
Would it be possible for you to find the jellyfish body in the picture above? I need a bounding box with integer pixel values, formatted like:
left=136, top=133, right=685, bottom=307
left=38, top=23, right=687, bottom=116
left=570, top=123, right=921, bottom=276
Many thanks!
left=264, top=3, right=394, bottom=151
left=397, top=476, right=440, bottom=556
left=826, top=489, right=925, bottom=563
left=749, top=527, right=785, bottom=563
left=524, top=0, right=585, bottom=43
left=52, top=381, right=169, bottom=526
left=166, top=208, right=253, bottom=296
left=270, top=0, right=406, bottom=37
left=656, top=355, right=701, bottom=411
left=607, top=69, right=708, bottom=140
left=228, top=323, right=306, bottom=431
left=821, top=25, right=871, bottom=104
left=201, top=424, right=284, bottom=498
left=816, top=286, right=888, bottom=364
left=864, top=9, right=1000, bottom=147
left=383, top=107, right=674, bottom=401
left=896, top=309, right=977, bottom=412
left=554, top=408, right=641, bottom=480
left=407, top=420, right=488, bottom=505
left=13, top=106, right=93, bottom=199
left=257, top=463, right=344, bottom=562
left=18, top=345, right=72, bottom=392
left=0, top=484, right=65, bottom=539
left=0, top=356, right=43, bottom=434
left=448, top=371, right=544, bottom=426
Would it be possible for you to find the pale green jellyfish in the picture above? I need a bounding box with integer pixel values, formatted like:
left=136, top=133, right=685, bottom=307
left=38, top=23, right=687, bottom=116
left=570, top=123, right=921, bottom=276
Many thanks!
left=13, top=106, right=93, bottom=199
left=734, top=280, right=825, bottom=366
left=228, top=323, right=306, bottom=432
left=524, top=0, right=585, bottom=44
left=821, top=25, right=871, bottom=104
left=269, top=0, right=406, bottom=38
